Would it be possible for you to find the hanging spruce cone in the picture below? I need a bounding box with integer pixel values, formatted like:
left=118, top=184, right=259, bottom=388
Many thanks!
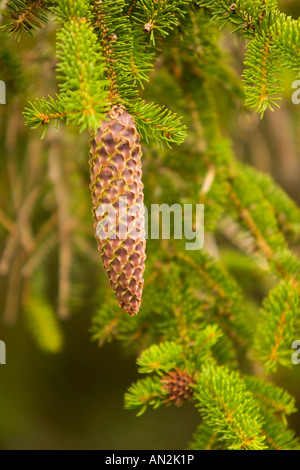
left=161, top=368, right=196, bottom=406
left=89, top=105, right=146, bottom=315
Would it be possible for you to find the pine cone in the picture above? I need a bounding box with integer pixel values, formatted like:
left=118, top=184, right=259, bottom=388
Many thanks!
left=161, top=368, right=196, bottom=406
left=89, top=105, right=146, bottom=315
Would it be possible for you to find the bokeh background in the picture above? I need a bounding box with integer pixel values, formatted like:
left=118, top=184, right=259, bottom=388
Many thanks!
left=0, top=0, right=299, bottom=449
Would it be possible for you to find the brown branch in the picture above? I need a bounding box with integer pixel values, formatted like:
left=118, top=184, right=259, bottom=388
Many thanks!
left=0, top=209, right=14, bottom=233
left=48, top=130, right=72, bottom=320
left=22, top=232, right=58, bottom=278
left=0, top=186, right=39, bottom=275
left=2, top=247, right=23, bottom=325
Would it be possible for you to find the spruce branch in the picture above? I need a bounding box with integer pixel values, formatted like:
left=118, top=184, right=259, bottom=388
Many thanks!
left=131, top=0, right=190, bottom=45
left=127, top=98, right=187, bottom=147
left=195, top=0, right=273, bottom=35
left=261, top=411, right=300, bottom=450
left=243, top=166, right=300, bottom=242
left=93, top=0, right=154, bottom=100
left=245, top=376, right=297, bottom=416
left=55, top=4, right=109, bottom=131
left=243, top=32, right=283, bottom=115
left=226, top=165, right=300, bottom=279
left=92, top=0, right=186, bottom=147
left=195, top=1, right=300, bottom=116
left=188, top=423, right=221, bottom=450
left=0, top=0, right=51, bottom=38
left=24, top=0, right=109, bottom=134
left=91, top=302, right=124, bottom=346
left=226, top=165, right=300, bottom=304
left=125, top=376, right=166, bottom=416
left=137, top=341, right=185, bottom=375
left=93, top=0, right=136, bottom=102
left=254, top=280, right=300, bottom=373
left=23, top=95, right=68, bottom=137
left=271, top=14, right=300, bottom=73
left=176, top=250, right=253, bottom=345
left=92, top=257, right=225, bottom=354
left=195, top=364, right=266, bottom=450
